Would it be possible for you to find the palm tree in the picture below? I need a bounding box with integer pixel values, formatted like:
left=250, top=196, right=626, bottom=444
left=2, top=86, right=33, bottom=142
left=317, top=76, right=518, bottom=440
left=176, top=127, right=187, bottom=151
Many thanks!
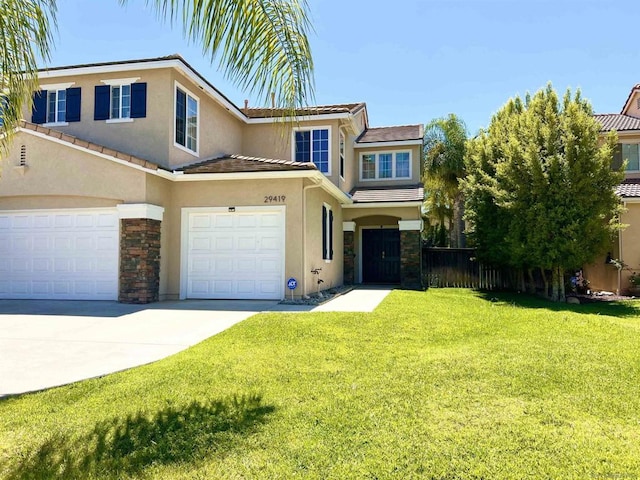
left=0, top=0, right=314, bottom=153
left=423, top=114, right=468, bottom=248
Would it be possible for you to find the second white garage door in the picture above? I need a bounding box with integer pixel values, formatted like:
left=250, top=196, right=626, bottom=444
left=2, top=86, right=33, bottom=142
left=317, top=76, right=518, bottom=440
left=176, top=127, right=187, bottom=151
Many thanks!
left=183, top=207, right=285, bottom=300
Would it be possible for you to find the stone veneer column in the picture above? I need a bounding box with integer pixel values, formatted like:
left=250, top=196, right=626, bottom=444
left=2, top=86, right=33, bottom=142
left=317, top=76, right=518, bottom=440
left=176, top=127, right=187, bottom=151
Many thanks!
left=343, top=221, right=356, bottom=285
left=117, top=204, right=165, bottom=304
left=399, top=220, right=423, bottom=289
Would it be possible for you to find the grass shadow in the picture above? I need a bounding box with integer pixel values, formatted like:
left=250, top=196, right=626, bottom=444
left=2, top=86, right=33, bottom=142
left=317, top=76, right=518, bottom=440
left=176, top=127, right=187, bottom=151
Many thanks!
left=5, top=393, right=275, bottom=479
left=476, top=290, right=640, bottom=318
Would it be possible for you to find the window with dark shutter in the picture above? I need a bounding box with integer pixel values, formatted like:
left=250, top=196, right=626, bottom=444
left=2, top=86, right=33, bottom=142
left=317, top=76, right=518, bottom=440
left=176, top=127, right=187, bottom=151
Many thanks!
left=65, top=87, right=81, bottom=122
left=32, top=90, right=47, bottom=124
left=94, top=85, right=110, bottom=120
left=322, top=205, right=328, bottom=260
left=329, top=209, right=334, bottom=260
left=130, top=82, right=147, bottom=118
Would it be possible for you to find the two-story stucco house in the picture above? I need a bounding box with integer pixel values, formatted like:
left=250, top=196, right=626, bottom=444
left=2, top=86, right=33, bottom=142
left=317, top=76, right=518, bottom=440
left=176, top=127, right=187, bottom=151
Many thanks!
left=0, top=55, right=424, bottom=303
left=584, top=84, right=640, bottom=294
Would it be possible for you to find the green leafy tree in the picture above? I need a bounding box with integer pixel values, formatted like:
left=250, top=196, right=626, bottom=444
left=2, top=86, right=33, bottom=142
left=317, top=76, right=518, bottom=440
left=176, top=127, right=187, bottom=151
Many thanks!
left=423, top=114, right=468, bottom=247
left=0, top=0, right=314, bottom=153
left=462, top=84, right=623, bottom=301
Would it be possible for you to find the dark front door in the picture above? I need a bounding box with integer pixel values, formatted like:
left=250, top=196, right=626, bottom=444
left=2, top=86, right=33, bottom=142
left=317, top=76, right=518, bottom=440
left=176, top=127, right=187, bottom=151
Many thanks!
left=362, top=228, right=400, bottom=283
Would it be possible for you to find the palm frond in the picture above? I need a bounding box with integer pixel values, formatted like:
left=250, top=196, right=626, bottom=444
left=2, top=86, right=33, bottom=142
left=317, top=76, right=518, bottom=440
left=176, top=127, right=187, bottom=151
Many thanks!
left=130, top=0, right=315, bottom=113
left=0, top=0, right=56, bottom=155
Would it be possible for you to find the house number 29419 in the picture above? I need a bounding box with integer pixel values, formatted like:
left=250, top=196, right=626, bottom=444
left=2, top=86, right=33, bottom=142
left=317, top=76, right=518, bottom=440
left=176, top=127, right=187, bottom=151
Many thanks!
left=264, top=195, right=286, bottom=203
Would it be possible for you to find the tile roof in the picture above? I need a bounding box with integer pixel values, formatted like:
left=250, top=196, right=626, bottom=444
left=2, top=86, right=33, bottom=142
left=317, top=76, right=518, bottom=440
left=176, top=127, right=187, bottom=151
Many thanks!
left=356, top=125, right=423, bottom=144
left=245, top=103, right=366, bottom=118
left=616, top=179, right=640, bottom=198
left=594, top=114, right=640, bottom=132
left=349, top=184, right=424, bottom=203
left=178, top=154, right=317, bottom=174
left=18, top=121, right=160, bottom=170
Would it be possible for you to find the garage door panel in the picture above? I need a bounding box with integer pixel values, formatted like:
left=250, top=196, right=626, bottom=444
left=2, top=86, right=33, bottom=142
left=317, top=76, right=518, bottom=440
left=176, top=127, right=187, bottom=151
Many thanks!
left=186, top=208, right=284, bottom=300
left=0, top=209, right=118, bottom=300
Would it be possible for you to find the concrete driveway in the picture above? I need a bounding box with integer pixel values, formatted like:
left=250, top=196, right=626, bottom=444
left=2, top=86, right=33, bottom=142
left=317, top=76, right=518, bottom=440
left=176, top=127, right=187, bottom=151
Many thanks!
left=0, top=288, right=392, bottom=397
left=0, top=299, right=282, bottom=397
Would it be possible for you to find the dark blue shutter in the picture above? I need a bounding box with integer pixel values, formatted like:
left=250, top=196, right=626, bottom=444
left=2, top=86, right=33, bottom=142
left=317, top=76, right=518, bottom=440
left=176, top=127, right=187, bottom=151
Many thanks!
left=32, top=90, right=47, bottom=124
left=322, top=205, right=327, bottom=260
left=94, top=85, right=110, bottom=120
left=329, top=209, right=334, bottom=260
left=130, top=82, right=147, bottom=118
left=66, top=87, right=81, bottom=122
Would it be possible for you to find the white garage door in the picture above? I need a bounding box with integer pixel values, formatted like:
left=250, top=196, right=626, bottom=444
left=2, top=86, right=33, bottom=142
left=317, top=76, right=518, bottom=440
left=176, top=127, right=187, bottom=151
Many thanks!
left=0, top=209, right=119, bottom=300
left=184, top=207, right=285, bottom=300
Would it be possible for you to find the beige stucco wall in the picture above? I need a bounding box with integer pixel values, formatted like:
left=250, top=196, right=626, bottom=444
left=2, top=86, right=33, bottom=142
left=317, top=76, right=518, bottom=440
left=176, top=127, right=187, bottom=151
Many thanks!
left=167, top=70, right=244, bottom=168
left=26, top=69, right=174, bottom=167
left=23, top=67, right=244, bottom=170
left=343, top=206, right=421, bottom=223
left=162, top=177, right=346, bottom=299
left=0, top=132, right=147, bottom=206
left=242, top=119, right=344, bottom=186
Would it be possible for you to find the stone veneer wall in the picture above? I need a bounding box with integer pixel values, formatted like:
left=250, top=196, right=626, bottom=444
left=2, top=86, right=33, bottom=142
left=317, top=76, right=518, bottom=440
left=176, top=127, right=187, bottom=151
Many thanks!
left=119, top=218, right=161, bottom=304
left=343, top=231, right=355, bottom=285
left=400, top=230, right=422, bottom=289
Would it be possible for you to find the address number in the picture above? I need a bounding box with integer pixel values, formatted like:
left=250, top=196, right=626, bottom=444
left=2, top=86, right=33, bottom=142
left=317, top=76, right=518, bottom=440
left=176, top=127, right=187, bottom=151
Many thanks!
left=264, top=195, right=286, bottom=203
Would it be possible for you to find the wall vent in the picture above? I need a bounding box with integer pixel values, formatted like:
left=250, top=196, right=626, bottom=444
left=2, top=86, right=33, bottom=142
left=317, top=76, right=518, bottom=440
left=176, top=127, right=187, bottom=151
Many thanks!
left=19, top=145, right=27, bottom=166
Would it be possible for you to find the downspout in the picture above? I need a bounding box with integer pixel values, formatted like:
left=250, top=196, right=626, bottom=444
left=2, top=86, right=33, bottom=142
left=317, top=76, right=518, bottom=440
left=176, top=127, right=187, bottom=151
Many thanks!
left=302, top=178, right=322, bottom=297
left=619, top=203, right=625, bottom=295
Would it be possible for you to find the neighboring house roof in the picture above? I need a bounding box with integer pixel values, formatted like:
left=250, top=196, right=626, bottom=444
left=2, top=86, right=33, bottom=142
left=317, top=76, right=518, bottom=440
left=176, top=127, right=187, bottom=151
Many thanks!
left=621, top=84, right=640, bottom=114
left=245, top=103, right=366, bottom=118
left=349, top=184, right=424, bottom=203
left=616, top=179, right=640, bottom=198
left=594, top=114, right=640, bottom=132
left=18, top=120, right=161, bottom=171
left=356, top=125, right=423, bottom=144
left=178, top=154, right=317, bottom=173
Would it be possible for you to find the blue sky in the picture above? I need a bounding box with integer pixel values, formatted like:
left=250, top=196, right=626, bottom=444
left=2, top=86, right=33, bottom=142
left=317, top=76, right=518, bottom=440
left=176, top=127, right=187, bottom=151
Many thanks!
left=48, top=0, right=637, bottom=135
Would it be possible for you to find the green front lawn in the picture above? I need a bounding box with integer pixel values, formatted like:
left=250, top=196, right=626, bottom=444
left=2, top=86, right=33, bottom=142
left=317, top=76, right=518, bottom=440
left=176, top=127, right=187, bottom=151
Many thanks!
left=1, top=290, right=639, bottom=479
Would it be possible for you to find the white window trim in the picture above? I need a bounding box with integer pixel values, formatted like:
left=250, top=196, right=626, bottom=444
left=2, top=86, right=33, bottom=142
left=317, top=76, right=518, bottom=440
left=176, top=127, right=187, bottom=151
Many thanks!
left=101, top=78, right=139, bottom=122
left=39, top=82, right=74, bottom=91
left=339, top=131, right=345, bottom=181
left=323, top=202, right=333, bottom=263
left=100, top=77, right=140, bottom=87
left=174, top=80, right=200, bottom=157
left=43, top=89, right=69, bottom=126
left=292, top=125, right=332, bottom=175
left=359, top=150, right=412, bottom=181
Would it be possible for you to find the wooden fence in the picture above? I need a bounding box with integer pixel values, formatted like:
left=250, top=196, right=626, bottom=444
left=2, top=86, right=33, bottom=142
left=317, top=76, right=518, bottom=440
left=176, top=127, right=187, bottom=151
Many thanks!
left=422, top=247, right=514, bottom=290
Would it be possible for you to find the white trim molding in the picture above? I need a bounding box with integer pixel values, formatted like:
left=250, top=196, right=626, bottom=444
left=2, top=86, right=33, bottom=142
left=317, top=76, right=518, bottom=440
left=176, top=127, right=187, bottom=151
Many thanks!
left=355, top=139, right=423, bottom=148
left=398, top=220, right=422, bottom=231
left=117, top=203, right=164, bottom=221
left=100, top=77, right=140, bottom=86
left=343, top=221, right=356, bottom=232
left=39, top=82, right=75, bottom=91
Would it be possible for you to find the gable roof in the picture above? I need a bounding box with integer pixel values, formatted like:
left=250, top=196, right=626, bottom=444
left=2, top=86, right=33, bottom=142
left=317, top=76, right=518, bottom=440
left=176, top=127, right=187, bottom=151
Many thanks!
left=245, top=103, right=366, bottom=118
left=349, top=184, right=424, bottom=203
left=594, top=114, right=640, bottom=132
left=356, top=125, right=423, bottom=144
left=18, top=120, right=161, bottom=171
left=177, top=154, right=316, bottom=174
left=38, top=55, right=369, bottom=125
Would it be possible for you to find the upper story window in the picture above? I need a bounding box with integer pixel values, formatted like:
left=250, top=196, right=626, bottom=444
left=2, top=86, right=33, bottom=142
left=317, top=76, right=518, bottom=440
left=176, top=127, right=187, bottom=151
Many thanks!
left=95, top=78, right=146, bottom=123
left=32, top=82, right=81, bottom=126
left=294, top=127, right=330, bottom=174
left=622, top=144, right=639, bottom=171
left=47, top=90, right=66, bottom=123
left=175, top=82, right=199, bottom=155
left=339, top=131, right=345, bottom=179
left=360, top=151, right=411, bottom=181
